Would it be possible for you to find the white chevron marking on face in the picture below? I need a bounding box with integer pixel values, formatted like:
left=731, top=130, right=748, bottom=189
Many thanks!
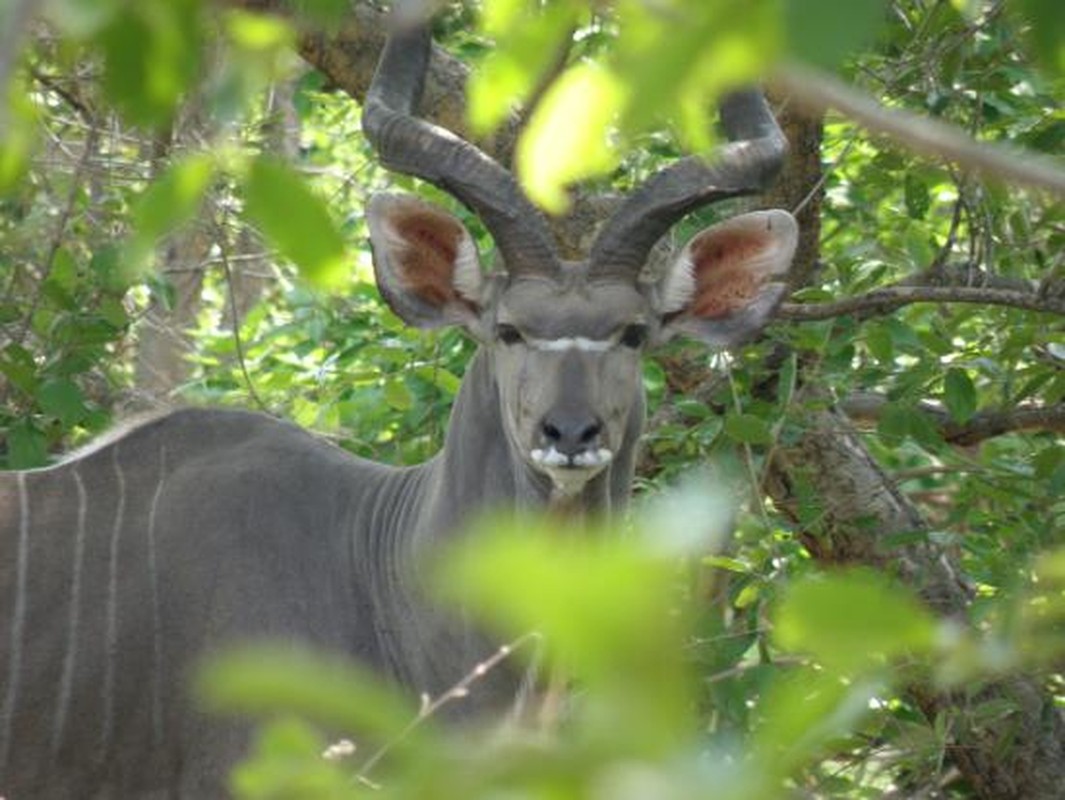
left=526, top=336, right=613, bottom=353
left=146, top=447, right=168, bottom=746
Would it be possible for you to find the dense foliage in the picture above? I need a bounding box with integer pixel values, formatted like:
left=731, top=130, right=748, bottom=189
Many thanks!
left=1, top=0, right=1063, bottom=797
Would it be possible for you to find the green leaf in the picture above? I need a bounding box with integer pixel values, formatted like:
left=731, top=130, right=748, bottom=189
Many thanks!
left=437, top=516, right=692, bottom=751
left=8, top=421, right=47, bottom=468
left=516, top=63, right=624, bottom=212
left=383, top=377, right=413, bottom=411
left=904, top=173, right=930, bottom=219
left=0, top=344, right=38, bottom=395
left=230, top=719, right=353, bottom=800
left=469, top=2, right=581, bottom=135
left=943, top=367, right=977, bottom=423
left=123, top=154, right=215, bottom=277
left=1017, top=0, right=1065, bottom=76
left=751, top=669, right=880, bottom=784
left=0, top=84, right=36, bottom=194
left=864, top=324, right=894, bottom=363
left=98, top=0, right=203, bottom=126
left=773, top=569, right=936, bottom=673
left=243, top=157, right=347, bottom=288
left=223, top=9, right=294, bottom=51
left=724, top=412, right=773, bottom=445
left=785, top=0, right=888, bottom=68
left=197, top=646, right=417, bottom=738
left=37, top=378, right=89, bottom=426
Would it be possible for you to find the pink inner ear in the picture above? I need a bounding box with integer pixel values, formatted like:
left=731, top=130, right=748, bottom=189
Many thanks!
left=689, top=229, right=769, bottom=319
left=393, top=210, right=465, bottom=307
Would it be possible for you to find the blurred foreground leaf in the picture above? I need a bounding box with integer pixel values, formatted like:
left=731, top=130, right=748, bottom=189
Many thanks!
left=773, top=569, right=937, bottom=673
left=244, top=157, right=348, bottom=288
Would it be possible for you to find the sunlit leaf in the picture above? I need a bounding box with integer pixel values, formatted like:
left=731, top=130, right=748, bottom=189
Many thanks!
left=0, top=81, right=36, bottom=193
left=123, top=153, right=215, bottom=277
left=469, top=2, right=580, bottom=135
left=614, top=0, right=781, bottom=152
left=436, top=515, right=693, bottom=751
left=197, top=645, right=418, bottom=739
left=243, top=157, right=348, bottom=288
left=224, top=9, right=294, bottom=51
left=98, top=0, right=204, bottom=126
left=774, top=569, right=936, bottom=672
left=751, top=669, right=881, bottom=784
left=516, top=63, right=624, bottom=212
left=384, top=377, right=413, bottom=410
left=229, top=718, right=357, bottom=800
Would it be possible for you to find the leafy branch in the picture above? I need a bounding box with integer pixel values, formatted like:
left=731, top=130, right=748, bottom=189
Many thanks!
left=841, top=392, right=1065, bottom=446
left=777, top=284, right=1065, bottom=322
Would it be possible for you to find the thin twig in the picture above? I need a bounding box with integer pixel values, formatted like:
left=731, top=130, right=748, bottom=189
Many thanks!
left=16, top=126, right=99, bottom=346
left=214, top=219, right=271, bottom=414
left=356, top=631, right=542, bottom=783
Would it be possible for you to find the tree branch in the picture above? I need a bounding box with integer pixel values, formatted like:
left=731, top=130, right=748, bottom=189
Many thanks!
left=773, top=63, right=1065, bottom=198
left=777, top=285, right=1065, bottom=321
left=227, top=0, right=520, bottom=165
left=841, top=392, right=1065, bottom=447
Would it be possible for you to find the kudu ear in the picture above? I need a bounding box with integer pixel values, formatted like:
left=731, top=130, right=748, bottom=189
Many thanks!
left=655, top=209, right=798, bottom=348
left=366, top=193, right=487, bottom=329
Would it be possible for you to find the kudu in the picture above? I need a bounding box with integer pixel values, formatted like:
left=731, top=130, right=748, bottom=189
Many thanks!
left=0, top=15, right=797, bottom=799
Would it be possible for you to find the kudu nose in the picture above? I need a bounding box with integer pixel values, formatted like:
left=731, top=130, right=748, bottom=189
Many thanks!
left=539, top=410, right=603, bottom=457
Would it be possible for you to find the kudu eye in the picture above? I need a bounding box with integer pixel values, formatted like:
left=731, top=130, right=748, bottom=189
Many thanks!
left=496, top=323, right=524, bottom=346
left=619, top=324, right=649, bottom=349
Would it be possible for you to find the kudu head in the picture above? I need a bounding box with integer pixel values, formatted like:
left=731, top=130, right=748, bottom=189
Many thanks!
left=362, top=22, right=797, bottom=499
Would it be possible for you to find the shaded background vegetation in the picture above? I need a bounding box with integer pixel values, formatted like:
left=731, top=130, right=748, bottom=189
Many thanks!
left=1, top=0, right=1064, bottom=797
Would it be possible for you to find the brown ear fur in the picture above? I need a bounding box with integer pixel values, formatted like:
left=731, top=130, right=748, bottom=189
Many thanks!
left=687, top=227, right=775, bottom=318
left=367, top=193, right=483, bottom=329
left=658, top=209, right=798, bottom=348
left=390, top=210, right=471, bottom=309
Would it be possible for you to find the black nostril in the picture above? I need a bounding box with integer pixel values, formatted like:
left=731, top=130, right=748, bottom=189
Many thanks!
left=539, top=413, right=604, bottom=456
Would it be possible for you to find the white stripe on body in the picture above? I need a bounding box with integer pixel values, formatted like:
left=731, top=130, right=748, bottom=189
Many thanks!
left=101, top=447, right=126, bottom=754
left=52, top=468, right=88, bottom=756
left=146, top=447, right=167, bottom=745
